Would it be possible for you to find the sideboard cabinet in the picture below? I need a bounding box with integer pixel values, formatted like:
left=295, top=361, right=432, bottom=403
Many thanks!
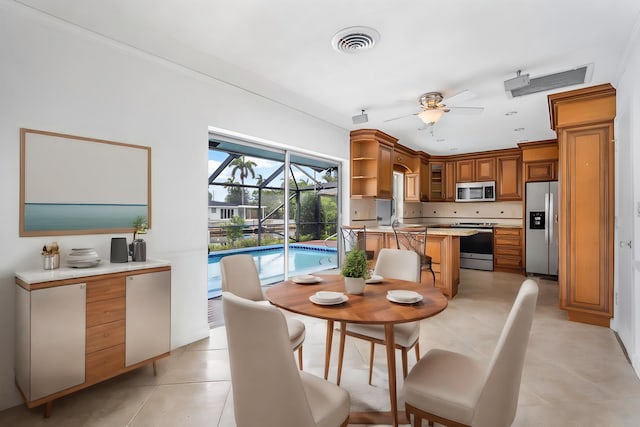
left=15, top=261, right=171, bottom=416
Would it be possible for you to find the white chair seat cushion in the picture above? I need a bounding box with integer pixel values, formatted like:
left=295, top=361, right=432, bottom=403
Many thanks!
left=286, top=318, right=306, bottom=350
left=345, top=321, right=419, bottom=348
left=300, top=371, right=350, bottom=427
left=403, top=348, right=486, bottom=425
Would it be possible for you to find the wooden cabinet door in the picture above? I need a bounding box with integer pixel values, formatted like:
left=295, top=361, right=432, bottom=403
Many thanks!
left=525, top=161, right=556, bottom=182
left=444, top=161, right=456, bottom=201
left=559, top=123, right=614, bottom=324
left=377, top=144, right=393, bottom=199
left=405, top=173, right=420, bottom=202
left=366, top=232, right=387, bottom=261
left=496, top=155, right=522, bottom=200
left=456, top=159, right=474, bottom=182
left=419, top=158, right=430, bottom=202
left=428, top=162, right=444, bottom=201
left=475, top=157, right=496, bottom=181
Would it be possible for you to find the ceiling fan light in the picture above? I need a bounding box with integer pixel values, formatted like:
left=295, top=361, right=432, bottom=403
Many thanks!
left=418, top=109, right=444, bottom=124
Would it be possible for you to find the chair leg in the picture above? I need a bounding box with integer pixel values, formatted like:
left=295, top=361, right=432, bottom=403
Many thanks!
left=337, top=322, right=347, bottom=386
left=368, top=342, right=375, bottom=385
left=430, top=266, right=436, bottom=286
left=298, top=346, right=303, bottom=370
left=401, top=348, right=408, bottom=378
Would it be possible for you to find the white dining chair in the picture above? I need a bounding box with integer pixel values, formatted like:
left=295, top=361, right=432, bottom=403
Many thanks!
left=403, top=279, right=539, bottom=427
left=336, top=248, right=422, bottom=385
left=223, top=292, right=350, bottom=427
left=220, top=254, right=306, bottom=369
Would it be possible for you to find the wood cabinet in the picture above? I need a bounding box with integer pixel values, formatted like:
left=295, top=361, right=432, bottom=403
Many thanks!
left=350, top=129, right=396, bottom=198
left=404, top=173, right=420, bottom=202
left=428, top=161, right=445, bottom=201
left=493, top=227, right=523, bottom=274
left=15, top=263, right=171, bottom=416
left=548, top=83, right=616, bottom=327
left=524, top=161, right=557, bottom=181
left=519, top=140, right=559, bottom=182
left=456, top=157, right=496, bottom=182
left=419, top=155, right=430, bottom=202
left=496, top=154, right=522, bottom=201
left=444, top=161, right=456, bottom=201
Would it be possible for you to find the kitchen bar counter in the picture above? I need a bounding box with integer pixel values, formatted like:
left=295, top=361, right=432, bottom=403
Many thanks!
left=363, top=226, right=468, bottom=298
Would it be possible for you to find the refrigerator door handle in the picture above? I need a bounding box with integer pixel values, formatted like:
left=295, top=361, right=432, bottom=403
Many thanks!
left=549, top=193, right=554, bottom=243
left=544, top=192, right=550, bottom=244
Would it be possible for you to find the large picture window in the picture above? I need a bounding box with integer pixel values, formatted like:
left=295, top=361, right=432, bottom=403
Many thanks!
left=206, top=136, right=340, bottom=298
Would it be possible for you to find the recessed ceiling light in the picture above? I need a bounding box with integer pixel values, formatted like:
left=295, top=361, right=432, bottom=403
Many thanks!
left=514, top=127, right=525, bottom=132
left=519, top=139, right=529, bottom=142
left=505, top=111, right=518, bottom=116
left=436, top=138, right=446, bottom=142
left=331, top=26, right=380, bottom=53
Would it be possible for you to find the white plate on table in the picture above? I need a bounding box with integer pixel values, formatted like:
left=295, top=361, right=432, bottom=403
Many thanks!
left=291, top=275, right=322, bottom=284
left=387, top=290, right=423, bottom=304
left=309, top=292, right=348, bottom=305
left=365, top=275, right=384, bottom=284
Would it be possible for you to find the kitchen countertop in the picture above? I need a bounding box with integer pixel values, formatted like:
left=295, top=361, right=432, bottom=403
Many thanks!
left=367, top=226, right=478, bottom=236
left=16, top=259, right=171, bottom=285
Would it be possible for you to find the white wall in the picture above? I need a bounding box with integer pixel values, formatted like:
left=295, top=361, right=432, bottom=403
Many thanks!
left=614, top=18, right=640, bottom=376
left=0, top=1, right=348, bottom=410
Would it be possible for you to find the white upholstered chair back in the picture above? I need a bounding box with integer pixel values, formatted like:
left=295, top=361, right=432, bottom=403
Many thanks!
left=472, top=279, right=539, bottom=427
left=220, top=254, right=264, bottom=301
left=373, top=248, right=421, bottom=282
left=222, top=292, right=316, bottom=427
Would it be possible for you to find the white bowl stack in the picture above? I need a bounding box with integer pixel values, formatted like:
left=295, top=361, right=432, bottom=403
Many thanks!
left=68, top=248, right=101, bottom=268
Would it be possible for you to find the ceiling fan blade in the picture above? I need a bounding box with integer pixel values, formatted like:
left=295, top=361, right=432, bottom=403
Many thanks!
left=383, top=111, right=419, bottom=122
left=443, top=90, right=476, bottom=105
left=445, top=106, right=484, bottom=114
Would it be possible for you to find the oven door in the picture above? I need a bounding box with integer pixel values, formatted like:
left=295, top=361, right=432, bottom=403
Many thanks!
left=458, top=228, right=494, bottom=271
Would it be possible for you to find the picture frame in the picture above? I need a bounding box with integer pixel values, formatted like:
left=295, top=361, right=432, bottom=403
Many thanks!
left=20, top=128, right=151, bottom=237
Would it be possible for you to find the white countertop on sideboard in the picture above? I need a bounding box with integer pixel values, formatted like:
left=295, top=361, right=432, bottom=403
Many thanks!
left=16, top=259, right=171, bottom=285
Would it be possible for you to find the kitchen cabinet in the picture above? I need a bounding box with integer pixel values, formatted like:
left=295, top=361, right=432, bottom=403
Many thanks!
left=428, top=161, right=445, bottom=201
left=549, top=83, right=615, bottom=327
left=444, top=161, right=455, bottom=201
left=456, top=157, right=496, bottom=183
left=350, top=129, right=396, bottom=198
left=365, top=232, right=387, bottom=263
left=404, top=172, right=420, bottom=202
left=15, top=262, right=171, bottom=416
left=419, top=155, right=430, bottom=202
left=496, top=154, right=522, bottom=201
left=519, top=139, right=559, bottom=182
left=493, top=227, right=523, bottom=274
left=524, top=161, right=557, bottom=181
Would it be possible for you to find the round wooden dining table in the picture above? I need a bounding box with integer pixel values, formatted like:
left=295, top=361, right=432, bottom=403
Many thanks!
left=265, top=274, right=448, bottom=427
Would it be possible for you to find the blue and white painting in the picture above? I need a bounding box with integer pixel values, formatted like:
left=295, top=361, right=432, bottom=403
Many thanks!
left=21, top=129, right=150, bottom=236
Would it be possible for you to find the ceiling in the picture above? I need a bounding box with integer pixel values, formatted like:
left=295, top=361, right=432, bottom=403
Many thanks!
left=17, top=0, right=640, bottom=155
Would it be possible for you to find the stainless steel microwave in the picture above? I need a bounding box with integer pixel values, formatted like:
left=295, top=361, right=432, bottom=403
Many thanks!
left=455, top=181, right=496, bottom=202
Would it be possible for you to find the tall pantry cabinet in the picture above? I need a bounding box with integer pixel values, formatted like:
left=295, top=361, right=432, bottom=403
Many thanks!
left=548, top=84, right=616, bottom=327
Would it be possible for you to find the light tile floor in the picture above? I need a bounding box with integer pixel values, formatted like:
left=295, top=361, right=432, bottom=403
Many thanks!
left=2, top=269, right=640, bottom=426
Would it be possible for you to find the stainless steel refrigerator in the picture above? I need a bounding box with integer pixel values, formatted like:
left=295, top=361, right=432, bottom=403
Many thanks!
left=525, top=181, right=558, bottom=275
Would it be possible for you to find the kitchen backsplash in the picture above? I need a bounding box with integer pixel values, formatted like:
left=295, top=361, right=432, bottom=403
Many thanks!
left=349, top=199, right=523, bottom=226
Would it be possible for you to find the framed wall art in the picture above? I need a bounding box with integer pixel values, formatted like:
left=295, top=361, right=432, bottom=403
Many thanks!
left=20, top=128, right=151, bottom=236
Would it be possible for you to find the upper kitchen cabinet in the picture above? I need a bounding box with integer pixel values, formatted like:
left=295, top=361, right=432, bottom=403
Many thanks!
left=350, top=129, right=396, bottom=198
left=456, top=157, right=496, bottom=183
left=496, top=152, right=522, bottom=201
left=518, top=139, right=559, bottom=182
left=428, top=159, right=455, bottom=202
left=444, top=161, right=456, bottom=201
left=548, top=84, right=616, bottom=327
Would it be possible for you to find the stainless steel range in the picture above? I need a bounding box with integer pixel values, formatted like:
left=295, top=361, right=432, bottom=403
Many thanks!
left=450, top=223, right=495, bottom=271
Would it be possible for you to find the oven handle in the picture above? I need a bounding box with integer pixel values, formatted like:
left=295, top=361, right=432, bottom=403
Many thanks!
left=470, top=229, right=494, bottom=233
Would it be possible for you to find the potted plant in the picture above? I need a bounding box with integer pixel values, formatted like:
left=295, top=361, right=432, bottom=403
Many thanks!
left=341, top=249, right=370, bottom=295
left=130, top=216, right=148, bottom=262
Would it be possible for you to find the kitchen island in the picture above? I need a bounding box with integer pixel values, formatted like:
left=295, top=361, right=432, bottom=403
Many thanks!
left=364, top=226, right=477, bottom=298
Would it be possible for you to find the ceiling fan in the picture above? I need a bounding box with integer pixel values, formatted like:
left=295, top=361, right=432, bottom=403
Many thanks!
left=384, top=91, right=484, bottom=125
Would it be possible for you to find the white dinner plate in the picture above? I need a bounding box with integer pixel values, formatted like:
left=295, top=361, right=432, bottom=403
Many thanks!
left=365, top=275, right=384, bottom=284
left=68, top=259, right=101, bottom=268
left=309, top=294, right=348, bottom=305
left=386, top=293, right=423, bottom=304
left=291, top=275, right=322, bottom=284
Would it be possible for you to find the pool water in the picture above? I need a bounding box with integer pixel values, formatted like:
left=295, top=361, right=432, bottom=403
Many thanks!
left=208, top=244, right=337, bottom=298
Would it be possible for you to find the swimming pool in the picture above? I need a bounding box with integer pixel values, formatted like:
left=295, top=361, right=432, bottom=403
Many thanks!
left=207, top=244, right=337, bottom=298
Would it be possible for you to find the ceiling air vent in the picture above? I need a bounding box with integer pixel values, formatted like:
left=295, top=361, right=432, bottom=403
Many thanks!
left=506, top=65, right=592, bottom=98
left=331, top=26, right=380, bottom=53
